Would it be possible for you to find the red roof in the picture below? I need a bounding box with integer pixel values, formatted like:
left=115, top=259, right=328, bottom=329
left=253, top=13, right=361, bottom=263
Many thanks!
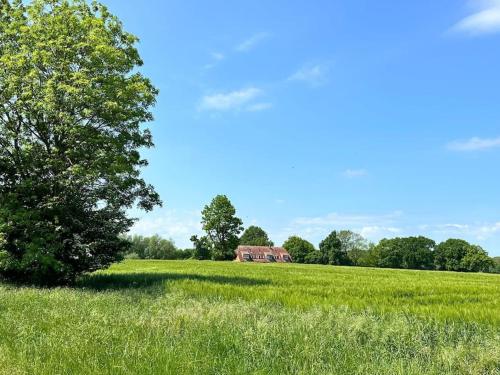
left=235, top=246, right=292, bottom=263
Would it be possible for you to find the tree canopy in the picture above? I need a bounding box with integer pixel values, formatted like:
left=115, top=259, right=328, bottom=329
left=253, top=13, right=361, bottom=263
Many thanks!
left=435, top=239, right=493, bottom=272
left=372, top=237, right=435, bottom=270
left=0, top=0, right=159, bottom=284
left=319, top=230, right=351, bottom=265
left=201, top=195, right=243, bottom=260
left=282, top=236, right=316, bottom=263
left=239, top=226, right=274, bottom=247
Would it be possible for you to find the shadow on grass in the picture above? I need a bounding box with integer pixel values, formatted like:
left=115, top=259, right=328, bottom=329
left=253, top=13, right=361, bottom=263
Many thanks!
left=76, top=272, right=270, bottom=293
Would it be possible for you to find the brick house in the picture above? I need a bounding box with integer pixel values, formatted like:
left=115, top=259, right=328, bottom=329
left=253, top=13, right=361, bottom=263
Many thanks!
left=235, top=246, right=292, bottom=263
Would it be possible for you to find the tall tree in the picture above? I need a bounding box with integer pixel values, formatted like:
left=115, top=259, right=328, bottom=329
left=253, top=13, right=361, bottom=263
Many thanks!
left=282, top=236, right=315, bottom=263
left=239, top=226, right=274, bottom=247
left=319, top=231, right=351, bottom=265
left=0, top=0, right=160, bottom=284
left=337, top=230, right=368, bottom=265
left=201, top=195, right=243, bottom=260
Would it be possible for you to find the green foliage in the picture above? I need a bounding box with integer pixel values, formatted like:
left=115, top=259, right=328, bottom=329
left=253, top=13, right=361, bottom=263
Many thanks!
left=303, top=249, right=323, bottom=264
left=434, top=239, right=470, bottom=271
left=460, top=245, right=494, bottom=272
left=0, top=0, right=159, bottom=284
left=1, top=260, right=499, bottom=374
left=239, top=225, right=274, bottom=246
left=434, top=239, right=493, bottom=272
left=372, top=236, right=435, bottom=270
left=319, top=230, right=351, bottom=265
left=190, top=235, right=212, bottom=260
left=124, top=235, right=189, bottom=260
left=201, top=195, right=243, bottom=260
left=337, top=230, right=369, bottom=265
left=282, top=236, right=316, bottom=263
left=492, top=257, right=500, bottom=274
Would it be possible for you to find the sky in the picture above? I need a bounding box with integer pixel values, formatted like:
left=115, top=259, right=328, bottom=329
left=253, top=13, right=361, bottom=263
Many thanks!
left=102, top=0, right=500, bottom=255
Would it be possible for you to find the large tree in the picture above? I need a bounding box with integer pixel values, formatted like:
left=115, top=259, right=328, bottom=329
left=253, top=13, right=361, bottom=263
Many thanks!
left=0, top=0, right=160, bottom=284
left=239, top=225, right=274, bottom=247
left=337, top=230, right=368, bottom=265
left=373, top=237, right=435, bottom=270
left=282, top=236, right=315, bottom=263
left=201, top=195, right=243, bottom=260
left=319, top=230, right=351, bottom=265
left=435, top=239, right=493, bottom=272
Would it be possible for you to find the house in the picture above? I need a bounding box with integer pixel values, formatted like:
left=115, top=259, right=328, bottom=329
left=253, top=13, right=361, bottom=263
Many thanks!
left=235, top=246, right=292, bottom=263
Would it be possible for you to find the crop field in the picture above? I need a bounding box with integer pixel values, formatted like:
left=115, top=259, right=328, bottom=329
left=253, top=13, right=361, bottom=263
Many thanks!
left=0, top=260, right=499, bottom=374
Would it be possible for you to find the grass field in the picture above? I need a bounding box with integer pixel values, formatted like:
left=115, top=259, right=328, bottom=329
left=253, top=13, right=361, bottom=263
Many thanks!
left=0, top=260, right=499, bottom=374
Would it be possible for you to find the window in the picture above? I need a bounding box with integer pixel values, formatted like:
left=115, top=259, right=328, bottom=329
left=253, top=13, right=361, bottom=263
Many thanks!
left=266, top=254, right=276, bottom=262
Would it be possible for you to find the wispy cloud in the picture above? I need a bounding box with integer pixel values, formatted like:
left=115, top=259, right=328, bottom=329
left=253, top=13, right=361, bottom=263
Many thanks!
left=203, top=51, right=226, bottom=70
left=343, top=169, right=368, bottom=178
left=198, top=87, right=265, bottom=112
left=447, top=136, right=500, bottom=151
left=273, top=211, right=403, bottom=246
left=246, top=102, right=273, bottom=112
left=428, top=222, right=500, bottom=241
left=130, top=209, right=202, bottom=248
left=451, top=0, right=500, bottom=36
left=288, top=62, right=333, bottom=87
left=211, top=52, right=225, bottom=61
left=236, top=32, right=271, bottom=52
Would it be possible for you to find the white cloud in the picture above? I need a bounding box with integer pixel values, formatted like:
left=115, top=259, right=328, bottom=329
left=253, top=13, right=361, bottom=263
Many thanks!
left=359, top=226, right=402, bottom=238
left=236, top=32, right=271, bottom=52
left=130, top=209, right=202, bottom=249
left=451, top=0, right=500, bottom=35
left=447, top=136, right=500, bottom=151
left=198, top=87, right=263, bottom=112
left=288, top=62, right=332, bottom=87
left=428, top=222, right=500, bottom=241
left=211, top=52, right=225, bottom=61
left=273, top=211, right=404, bottom=246
left=245, top=102, right=273, bottom=112
left=343, top=169, right=368, bottom=178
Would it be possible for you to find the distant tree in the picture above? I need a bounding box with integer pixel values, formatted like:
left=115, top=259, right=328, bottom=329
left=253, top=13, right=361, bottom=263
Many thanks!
left=459, top=245, right=494, bottom=273
left=356, top=243, right=379, bottom=267
left=0, top=0, right=160, bottom=284
left=282, top=236, right=315, bottom=263
left=239, top=226, right=274, bottom=247
left=337, top=230, right=369, bottom=265
left=434, top=239, right=470, bottom=271
left=190, top=235, right=212, bottom=260
left=373, top=237, right=435, bottom=270
left=491, top=257, right=500, bottom=274
left=126, top=235, right=149, bottom=259
left=201, top=195, right=243, bottom=260
left=144, top=235, right=177, bottom=260
left=124, top=235, right=179, bottom=260
left=304, top=250, right=323, bottom=264
left=434, top=239, right=493, bottom=272
left=319, top=231, right=351, bottom=265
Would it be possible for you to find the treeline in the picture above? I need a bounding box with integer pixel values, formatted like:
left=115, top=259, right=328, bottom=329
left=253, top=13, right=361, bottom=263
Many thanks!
left=284, top=231, right=499, bottom=273
left=123, top=235, right=193, bottom=260
left=125, top=194, right=500, bottom=274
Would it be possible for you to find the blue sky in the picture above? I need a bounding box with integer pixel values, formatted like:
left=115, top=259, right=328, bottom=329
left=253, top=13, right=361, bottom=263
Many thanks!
left=104, top=0, right=500, bottom=255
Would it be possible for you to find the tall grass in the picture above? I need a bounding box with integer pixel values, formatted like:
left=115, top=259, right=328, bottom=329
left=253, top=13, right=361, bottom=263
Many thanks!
left=0, top=260, right=499, bottom=374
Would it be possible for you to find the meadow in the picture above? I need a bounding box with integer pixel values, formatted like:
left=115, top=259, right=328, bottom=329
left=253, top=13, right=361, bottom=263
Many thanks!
left=0, top=260, right=499, bottom=374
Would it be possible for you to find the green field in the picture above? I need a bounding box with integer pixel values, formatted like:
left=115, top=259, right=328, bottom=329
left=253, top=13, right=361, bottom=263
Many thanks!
left=0, top=260, right=499, bottom=374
